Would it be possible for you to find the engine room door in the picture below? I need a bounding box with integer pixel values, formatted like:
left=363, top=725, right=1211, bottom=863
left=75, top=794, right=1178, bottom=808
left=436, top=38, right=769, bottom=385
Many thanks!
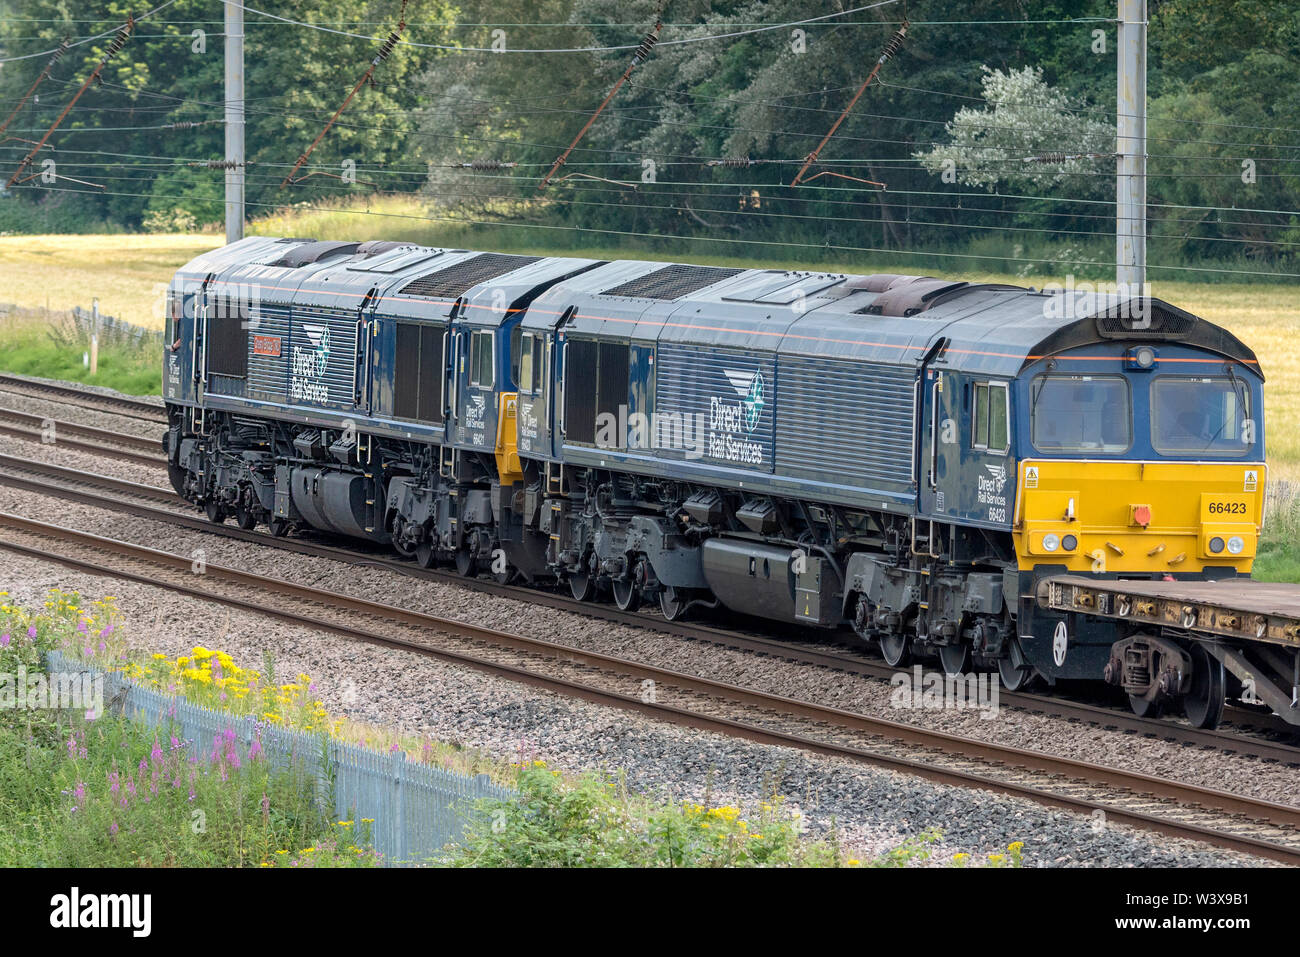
left=916, top=338, right=951, bottom=519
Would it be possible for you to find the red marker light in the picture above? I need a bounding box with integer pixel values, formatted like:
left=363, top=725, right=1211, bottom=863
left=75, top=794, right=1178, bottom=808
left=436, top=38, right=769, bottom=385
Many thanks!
left=1132, top=505, right=1152, bottom=528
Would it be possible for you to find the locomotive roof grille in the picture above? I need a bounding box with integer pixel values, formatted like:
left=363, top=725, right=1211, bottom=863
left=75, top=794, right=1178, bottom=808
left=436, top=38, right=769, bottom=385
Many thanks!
left=1094, top=299, right=1196, bottom=340
left=398, top=252, right=541, bottom=299
left=600, top=264, right=744, bottom=300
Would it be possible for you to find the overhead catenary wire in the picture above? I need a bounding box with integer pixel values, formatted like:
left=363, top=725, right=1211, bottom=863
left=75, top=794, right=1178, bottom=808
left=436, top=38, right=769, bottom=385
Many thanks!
left=791, top=21, right=909, bottom=186
left=4, top=16, right=135, bottom=188
left=538, top=18, right=663, bottom=190
left=279, top=0, right=409, bottom=187
left=0, top=37, right=69, bottom=137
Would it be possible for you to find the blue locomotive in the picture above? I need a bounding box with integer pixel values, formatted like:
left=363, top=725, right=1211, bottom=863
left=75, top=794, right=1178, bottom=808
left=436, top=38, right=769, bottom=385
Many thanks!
left=163, top=237, right=1267, bottom=726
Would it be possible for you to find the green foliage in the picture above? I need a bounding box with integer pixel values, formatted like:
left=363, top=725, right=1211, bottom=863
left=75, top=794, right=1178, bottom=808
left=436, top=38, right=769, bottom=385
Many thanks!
left=0, top=307, right=161, bottom=394
left=0, top=593, right=381, bottom=867
left=0, top=0, right=452, bottom=228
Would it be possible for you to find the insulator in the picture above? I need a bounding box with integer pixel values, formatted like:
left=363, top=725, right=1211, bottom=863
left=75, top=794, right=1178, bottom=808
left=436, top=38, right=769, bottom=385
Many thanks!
left=374, top=29, right=401, bottom=63
left=708, top=157, right=754, bottom=168
left=632, top=25, right=660, bottom=63
left=878, top=22, right=908, bottom=64
left=456, top=160, right=516, bottom=170
left=49, top=39, right=70, bottom=66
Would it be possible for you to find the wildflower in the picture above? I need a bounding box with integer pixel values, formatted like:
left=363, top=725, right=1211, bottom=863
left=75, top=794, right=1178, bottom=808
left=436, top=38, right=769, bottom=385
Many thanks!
left=0, top=634, right=8, bottom=648
left=27, top=625, right=36, bottom=639
left=73, top=782, right=85, bottom=803
left=846, top=858, right=861, bottom=867
left=1008, top=841, right=1024, bottom=853
left=109, top=822, right=118, bottom=836
left=97, top=641, right=106, bottom=653
left=77, top=620, right=87, bottom=634
left=248, top=737, right=263, bottom=761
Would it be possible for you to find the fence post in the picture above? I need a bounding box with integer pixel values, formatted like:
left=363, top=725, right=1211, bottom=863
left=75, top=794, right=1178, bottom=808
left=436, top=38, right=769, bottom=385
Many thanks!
left=391, top=749, right=406, bottom=863
left=89, top=298, right=99, bottom=375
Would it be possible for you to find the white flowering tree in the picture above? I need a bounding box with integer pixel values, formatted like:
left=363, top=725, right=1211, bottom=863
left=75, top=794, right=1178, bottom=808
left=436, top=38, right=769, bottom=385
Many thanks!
left=915, top=66, right=1114, bottom=196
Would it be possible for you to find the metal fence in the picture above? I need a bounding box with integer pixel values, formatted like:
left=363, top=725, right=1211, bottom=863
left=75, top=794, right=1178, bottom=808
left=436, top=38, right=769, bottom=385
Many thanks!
left=69, top=305, right=165, bottom=346
left=46, top=650, right=515, bottom=865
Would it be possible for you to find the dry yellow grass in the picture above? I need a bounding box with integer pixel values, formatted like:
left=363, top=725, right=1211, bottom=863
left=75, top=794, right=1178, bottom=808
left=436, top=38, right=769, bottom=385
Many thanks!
left=0, top=230, right=1294, bottom=480
left=0, top=233, right=222, bottom=332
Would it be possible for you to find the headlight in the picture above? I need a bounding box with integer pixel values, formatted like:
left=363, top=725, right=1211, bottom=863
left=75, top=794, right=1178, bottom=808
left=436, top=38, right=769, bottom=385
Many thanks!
left=1227, top=536, right=1245, bottom=555
left=1043, top=533, right=1060, bottom=552
left=1061, top=534, right=1078, bottom=551
left=1208, top=536, right=1225, bottom=554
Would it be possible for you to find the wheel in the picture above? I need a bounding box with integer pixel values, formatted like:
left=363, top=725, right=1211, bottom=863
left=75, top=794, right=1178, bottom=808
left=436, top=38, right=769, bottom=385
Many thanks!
left=415, top=542, right=437, bottom=569
left=937, top=642, right=971, bottom=677
left=660, top=586, right=689, bottom=621
left=997, top=638, right=1038, bottom=691
left=612, top=578, right=640, bottom=612
left=268, top=517, right=289, bottom=538
left=1128, top=693, right=1164, bottom=719
left=997, top=655, right=1037, bottom=692
left=390, top=518, right=417, bottom=558
left=569, top=567, right=596, bottom=602
left=235, top=506, right=257, bottom=531
left=879, top=632, right=912, bottom=668
left=455, top=546, right=478, bottom=577
left=204, top=501, right=225, bottom=524
left=1183, top=643, right=1226, bottom=729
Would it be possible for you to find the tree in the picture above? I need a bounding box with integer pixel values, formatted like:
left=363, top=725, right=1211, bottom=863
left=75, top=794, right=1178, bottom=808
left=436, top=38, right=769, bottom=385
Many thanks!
left=914, top=66, right=1113, bottom=197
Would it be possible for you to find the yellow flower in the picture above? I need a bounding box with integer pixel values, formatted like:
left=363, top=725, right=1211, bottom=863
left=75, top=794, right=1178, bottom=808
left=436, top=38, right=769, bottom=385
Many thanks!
left=337, top=821, right=353, bottom=827
left=275, top=849, right=287, bottom=855
left=846, top=858, right=861, bottom=867
left=1008, top=841, right=1024, bottom=853
left=362, top=818, right=374, bottom=824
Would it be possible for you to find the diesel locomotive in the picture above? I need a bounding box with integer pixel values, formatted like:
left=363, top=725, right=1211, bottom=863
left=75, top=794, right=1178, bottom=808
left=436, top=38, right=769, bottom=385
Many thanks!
left=162, top=237, right=1268, bottom=727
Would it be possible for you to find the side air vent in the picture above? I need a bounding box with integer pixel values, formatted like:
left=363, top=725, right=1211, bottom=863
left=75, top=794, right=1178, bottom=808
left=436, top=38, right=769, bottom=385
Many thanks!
left=600, top=264, right=744, bottom=300
left=398, top=252, right=540, bottom=300
left=1094, top=300, right=1196, bottom=339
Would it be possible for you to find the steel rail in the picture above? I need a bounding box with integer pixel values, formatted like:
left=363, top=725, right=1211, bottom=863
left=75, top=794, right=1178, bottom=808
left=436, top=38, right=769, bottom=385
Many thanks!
left=0, top=373, right=167, bottom=423
left=4, top=452, right=1299, bottom=764
left=2, top=509, right=1300, bottom=864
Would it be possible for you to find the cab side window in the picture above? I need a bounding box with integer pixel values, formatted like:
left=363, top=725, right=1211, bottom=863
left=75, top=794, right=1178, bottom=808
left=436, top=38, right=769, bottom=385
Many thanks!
left=972, top=381, right=1009, bottom=454
left=469, top=330, right=494, bottom=388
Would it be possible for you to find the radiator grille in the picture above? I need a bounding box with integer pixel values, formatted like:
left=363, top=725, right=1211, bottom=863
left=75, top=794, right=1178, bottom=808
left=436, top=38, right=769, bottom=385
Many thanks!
left=398, top=253, right=540, bottom=300
left=601, top=264, right=743, bottom=300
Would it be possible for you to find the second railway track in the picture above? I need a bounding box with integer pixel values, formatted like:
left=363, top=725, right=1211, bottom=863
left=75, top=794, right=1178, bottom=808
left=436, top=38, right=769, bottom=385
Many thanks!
left=3, top=452, right=1298, bottom=763
left=1, top=508, right=1299, bottom=864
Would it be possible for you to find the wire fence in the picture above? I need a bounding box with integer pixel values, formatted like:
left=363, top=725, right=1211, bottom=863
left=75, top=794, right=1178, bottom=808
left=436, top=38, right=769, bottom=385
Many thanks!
left=45, top=649, right=515, bottom=865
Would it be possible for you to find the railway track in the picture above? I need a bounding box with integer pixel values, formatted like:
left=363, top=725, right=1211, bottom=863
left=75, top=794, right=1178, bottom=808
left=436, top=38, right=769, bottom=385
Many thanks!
left=4, top=452, right=1299, bottom=766
left=1, top=507, right=1298, bottom=863
left=0, top=407, right=162, bottom=467
left=0, top=373, right=167, bottom=424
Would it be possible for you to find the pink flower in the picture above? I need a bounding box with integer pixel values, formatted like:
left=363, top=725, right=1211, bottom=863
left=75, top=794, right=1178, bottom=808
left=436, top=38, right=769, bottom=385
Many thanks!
left=100, top=623, right=114, bottom=636
left=109, top=821, right=118, bottom=836
left=97, top=641, right=106, bottom=653
left=26, top=625, right=36, bottom=639
left=83, top=646, right=92, bottom=657
left=73, top=782, right=85, bottom=803
left=0, top=634, right=9, bottom=647
left=108, top=772, right=120, bottom=795
left=150, top=741, right=164, bottom=764
left=77, top=620, right=87, bottom=634
left=248, top=737, right=263, bottom=761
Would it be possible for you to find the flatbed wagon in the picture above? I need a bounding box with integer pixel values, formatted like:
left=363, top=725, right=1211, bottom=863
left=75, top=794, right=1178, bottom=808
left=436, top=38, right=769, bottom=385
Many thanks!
left=1038, top=576, right=1300, bottom=727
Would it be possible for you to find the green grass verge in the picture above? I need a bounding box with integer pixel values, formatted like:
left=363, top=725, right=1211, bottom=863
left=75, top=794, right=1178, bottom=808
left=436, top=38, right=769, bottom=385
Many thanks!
left=0, top=306, right=161, bottom=396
